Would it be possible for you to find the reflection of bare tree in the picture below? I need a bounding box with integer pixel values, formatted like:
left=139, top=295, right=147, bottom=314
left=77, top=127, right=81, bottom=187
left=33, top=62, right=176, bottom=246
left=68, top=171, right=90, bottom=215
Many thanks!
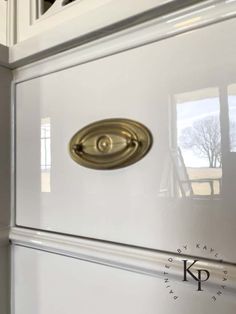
left=180, top=116, right=221, bottom=168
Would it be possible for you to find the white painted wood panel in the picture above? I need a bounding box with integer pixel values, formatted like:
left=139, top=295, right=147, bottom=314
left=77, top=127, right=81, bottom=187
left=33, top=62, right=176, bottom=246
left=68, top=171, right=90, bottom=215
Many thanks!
left=0, top=64, right=11, bottom=314
left=0, top=0, right=7, bottom=45
left=10, top=0, right=236, bottom=66
left=15, top=0, right=175, bottom=43
left=13, top=245, right=236, bottom=314
left=15, top=18, right=236, bottom=262
left=10, top=227, right=236, bottom=292
left=0, top=65, right=11, bottom=228
left=0, top=227, right=10, bottom=314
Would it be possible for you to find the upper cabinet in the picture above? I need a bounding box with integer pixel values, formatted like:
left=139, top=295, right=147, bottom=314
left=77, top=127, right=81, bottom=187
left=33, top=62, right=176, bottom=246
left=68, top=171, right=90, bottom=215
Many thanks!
left=15, top=0, right=169, bottom=44
left=0, top=0, right=7, bottom=45
left=0, top=0, right=162, bottom=46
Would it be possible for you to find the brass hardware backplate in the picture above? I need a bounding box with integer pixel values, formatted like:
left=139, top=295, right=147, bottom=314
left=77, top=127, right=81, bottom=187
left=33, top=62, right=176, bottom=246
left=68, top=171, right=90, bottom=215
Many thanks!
left=69, top=118, right=152, bottom=170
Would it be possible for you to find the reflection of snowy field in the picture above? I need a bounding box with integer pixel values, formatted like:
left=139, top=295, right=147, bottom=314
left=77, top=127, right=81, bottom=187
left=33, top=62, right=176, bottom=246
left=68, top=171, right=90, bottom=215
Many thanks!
left=41, top=171, right=50, bottom=193
left=187, top=167, right=222, bottom=195
left=182, top=149, right=209, bottom=167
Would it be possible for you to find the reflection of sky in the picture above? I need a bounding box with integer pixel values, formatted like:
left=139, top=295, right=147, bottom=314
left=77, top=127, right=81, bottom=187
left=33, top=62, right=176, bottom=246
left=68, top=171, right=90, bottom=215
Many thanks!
left=228, top=96, right=236, bottom=119
left=177, top=97, right=220, bottom=130
left=177, top=97, right=220, bottom=167
left=41, top=118, right=51, bottom=193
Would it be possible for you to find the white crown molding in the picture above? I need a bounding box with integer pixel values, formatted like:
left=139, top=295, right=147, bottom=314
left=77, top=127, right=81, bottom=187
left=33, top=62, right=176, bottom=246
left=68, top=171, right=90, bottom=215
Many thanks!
left=10, top=227, right=236, bottom=293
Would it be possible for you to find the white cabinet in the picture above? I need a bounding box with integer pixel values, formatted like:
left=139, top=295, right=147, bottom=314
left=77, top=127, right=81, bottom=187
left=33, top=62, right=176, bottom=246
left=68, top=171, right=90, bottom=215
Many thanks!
left=15, top=17, right=236, bottom=263
left=0, top=0, right=7, bottom=45
left=0, top=64, right=11, bottom=314
left=0, top=65, right=11, bottom=227
left=15, top=0, right=169, bottom=43
left=9, top=2, right=236, bottom=314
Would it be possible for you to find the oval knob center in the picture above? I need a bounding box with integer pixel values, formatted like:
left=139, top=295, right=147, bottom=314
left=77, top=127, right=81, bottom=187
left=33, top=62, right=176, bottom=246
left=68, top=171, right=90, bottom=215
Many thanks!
left=97, top=135, right=112, bottom=153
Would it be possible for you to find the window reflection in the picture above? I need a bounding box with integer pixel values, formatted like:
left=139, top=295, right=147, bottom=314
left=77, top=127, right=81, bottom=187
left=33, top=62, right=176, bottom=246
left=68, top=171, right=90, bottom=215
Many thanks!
left=227, top=84, right=236, bottom=152
left=171, top=88, right=222, bottom=198
left=41, top=118, right=51, bottom=192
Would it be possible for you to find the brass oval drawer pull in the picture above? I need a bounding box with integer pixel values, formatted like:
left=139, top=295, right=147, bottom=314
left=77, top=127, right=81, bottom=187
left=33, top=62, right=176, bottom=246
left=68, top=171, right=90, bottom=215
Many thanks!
left=69, top=118, right=152, bottom=170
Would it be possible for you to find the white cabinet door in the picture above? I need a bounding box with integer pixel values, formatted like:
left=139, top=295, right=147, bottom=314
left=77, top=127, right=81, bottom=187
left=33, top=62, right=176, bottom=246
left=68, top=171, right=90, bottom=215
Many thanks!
left=16, top=17, right=236, bottom=263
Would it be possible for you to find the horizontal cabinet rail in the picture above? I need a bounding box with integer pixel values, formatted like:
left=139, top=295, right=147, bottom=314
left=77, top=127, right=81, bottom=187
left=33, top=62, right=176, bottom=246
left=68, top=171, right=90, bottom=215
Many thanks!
left=10, top=227, right=236, bottom=294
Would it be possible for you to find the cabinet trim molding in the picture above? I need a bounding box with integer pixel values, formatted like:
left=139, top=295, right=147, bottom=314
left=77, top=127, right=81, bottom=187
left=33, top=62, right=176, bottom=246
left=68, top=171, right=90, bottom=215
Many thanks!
left=10, top=227, right=236, bottom=293
left=10, top=0, right=236, bottom=70
left=12, top=0, right=236, bottom=81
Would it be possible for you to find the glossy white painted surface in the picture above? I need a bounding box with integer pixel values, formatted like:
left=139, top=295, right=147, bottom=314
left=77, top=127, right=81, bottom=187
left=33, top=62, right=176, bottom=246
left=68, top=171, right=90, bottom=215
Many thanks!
left=10, top=227, right=236, bottom=291
left=9, top=0, right=236, bottom=66
left=0, top=64, right=11, bottom=229
left=13, top=245, right=236, bottom=314
left=0, top=65, right=11, bottom=227
left=15, top=0, right=173, bottom=44
left=0, top=0, right=7, bottom=45
left=0, top=65, right=11, bottom=314
left=16, top=17, right=236, bottom=263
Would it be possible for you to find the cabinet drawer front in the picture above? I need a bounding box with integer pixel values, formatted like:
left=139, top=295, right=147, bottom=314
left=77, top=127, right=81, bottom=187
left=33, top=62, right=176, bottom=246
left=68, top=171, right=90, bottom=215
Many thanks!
left=16, top=18, right=236, bottom=262
left=13, top=246, right=236, bottom=314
